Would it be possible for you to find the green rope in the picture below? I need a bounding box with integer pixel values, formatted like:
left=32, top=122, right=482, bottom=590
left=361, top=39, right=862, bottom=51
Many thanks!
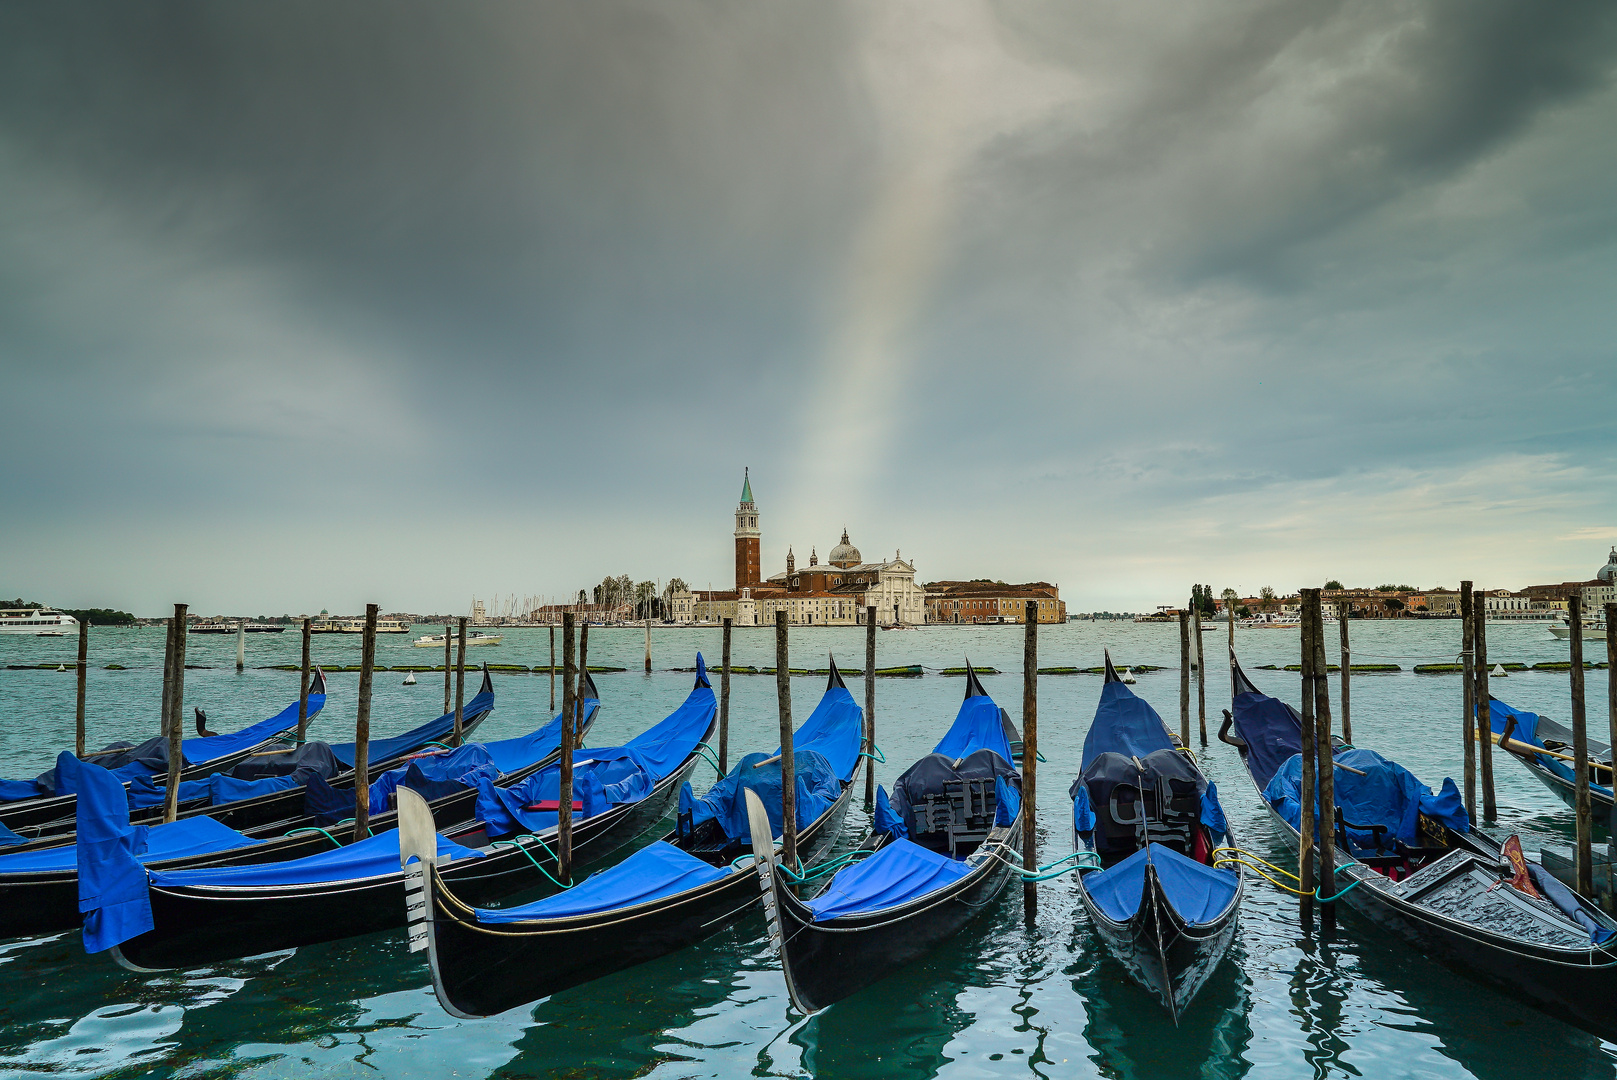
left=857, top=745, right=887, bottom=764
left=421, top=741, right=455, bottom=752
left=1019, top=851, right=1102, bottom=881
left=691, top=742, right=725, bottom=777
left=1036, top=750, right=1047, bottom=763
left=490, top=833, right=572, bottom=890
left=284, top=826, right=344, bottom=846
left=1315, top=878, right=1363, bottom=902
left=333, top=817, right=372, bottom=838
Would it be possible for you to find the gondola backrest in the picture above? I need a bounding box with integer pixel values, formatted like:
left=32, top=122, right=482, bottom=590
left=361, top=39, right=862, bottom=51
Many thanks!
left=1078, top=749, right=1204, bottom=867
left=891, top=748, right=1019, bottom=859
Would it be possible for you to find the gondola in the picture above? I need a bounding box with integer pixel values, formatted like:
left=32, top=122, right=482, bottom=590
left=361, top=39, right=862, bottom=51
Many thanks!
left=103, top=665, right=699, bottom=969
left=0, top=671, right=586, bottom=941
left=1220, top=650, right=1617, bottom=1039
left=747, top=661, right=1023, bottom=1014
left=0, top=670, right=331, bottom=834
left=398, top=657, right=864, bottom=1019
left=1487, top=695, right=1616, bottom=819
left=1070, top=652, right=1241, bottom=1022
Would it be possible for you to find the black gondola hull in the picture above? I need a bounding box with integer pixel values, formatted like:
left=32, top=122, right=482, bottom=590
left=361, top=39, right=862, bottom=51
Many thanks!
left=110, top=750, right=700, bottom=970
left=772, top=814, right=1022, bottom=1013
left=1078, top=858, right=1241, bottom=1022
left=424, top=783, right=854, bottom=1018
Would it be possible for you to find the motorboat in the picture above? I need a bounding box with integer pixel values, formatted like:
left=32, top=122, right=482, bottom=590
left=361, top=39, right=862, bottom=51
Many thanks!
left=0, top=608, right=78, bottom=635
left=414, top=632, right=503, bottom=648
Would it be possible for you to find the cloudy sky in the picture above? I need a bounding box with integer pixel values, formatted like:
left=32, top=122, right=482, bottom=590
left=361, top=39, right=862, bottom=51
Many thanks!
left=3, top=1, right=1615, bottom=615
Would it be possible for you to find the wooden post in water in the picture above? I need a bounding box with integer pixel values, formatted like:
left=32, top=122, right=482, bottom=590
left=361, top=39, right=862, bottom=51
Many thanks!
left=1475, top=594, right=1496, bottom=821
left=1298, top=601, right=1316, bottom=926
left=1460, top=581, right=1476, bottom=821
left=1178, top=609, right=1191, bottom=746
left=75, top=619, right=88, bottom=758
left=1570, top=596, right=1592, bottom=895
left=1225, top=589, right=1238, bottom=703
left=645, top=618, right=652, bottom=674
left=865, top=605, right=877, bottom=809
left=160, top=612, right=177, bottom=740
left=1607, top=602, right=1617, bottom=859
left=236, top=621, right=245, bottom=673
left=443, top=623, right=453, bottom=716
left=1193, top=605, right=1207, bottom=745
left=1023, top=600, right=1039, bottom=922
left=719, top=618, right=733, bottom=773
left=296, top=618, right=312, bottom=743
left=1307, top=590, right=1336, bottom=931
left=163, top=603, right=188, bottom=824
left=453, top=617, right=467, bottom=746
left=1338, top=607, right=1352, bottom=744
left=351, top=604, right=378, bottom=842
left=548, top=623, right=556, bottom=712
left=775, top=610, right=797, bottom=870
left=558, top=613, right=575, bottom=884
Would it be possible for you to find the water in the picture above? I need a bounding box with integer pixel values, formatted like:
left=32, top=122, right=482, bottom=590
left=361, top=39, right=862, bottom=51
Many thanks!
left=0, top=621, right=1612, bottom=1078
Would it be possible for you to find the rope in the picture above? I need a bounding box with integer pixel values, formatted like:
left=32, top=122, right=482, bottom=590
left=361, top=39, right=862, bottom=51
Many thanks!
left=857, top=745, right=887, bottom=764
left=334, top=817, right=373, bottom=838
left=691, top=742, right=725, bottom=776
left=775, top=848, right=875, bottom=885
left=284, top=826, right=344, bottom=846
left=1211, top=845, right=1360, bottom=901
left=489, top=833, right=572, bottom=890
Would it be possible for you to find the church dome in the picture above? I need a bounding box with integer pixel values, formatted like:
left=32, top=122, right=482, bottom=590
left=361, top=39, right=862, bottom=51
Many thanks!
left=1600, top=546, right=1617, bottom=584
left=828, top=530, right=861, bottom=568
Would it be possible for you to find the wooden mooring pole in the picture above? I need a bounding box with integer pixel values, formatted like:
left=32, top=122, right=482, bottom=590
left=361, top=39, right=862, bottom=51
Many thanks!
left=1307, top=590, right=1336, bottom=931
left=865, top=605, right=877, bottom=809
left=645, top=617, right=652, bottom=674
left=549, top=623, right=556, bottom=713
left=1023, top=599, right=1039, bottom=922
left=1475, top=593, right=1496, bottom=821
left=1193, top=604, right=1207, bottom=745
left=1339, top=607, right=1352, bottom=744
left=162, top=604, right=188, bottom=823
left=1226, top=589, right=1237, bottom=701
left=775, top=610, right=797, bottom=870
left=1461, top=581, right=1476, bottom=821
left=351, top=604, right=377, bottom=842
left=559, top=612, right=575, bottom=883
left=443, top=623, right=453, bottom=716
left=453, top=617, right=467, bottom=746
left=719, top=617, right=732, bottom=773
left=236, top=620, right=245, bottom=673
left=1298, top=599, right=1316, bottom=927
left=160, top=611, right=177, bottom=741
left=75, top=618, right=88, bottom=758
left=1570, top=596, right=1592, bottom=895
left=296, top=617, right=312, bottom=743
left=1607, top=602, right=1617, bottom=856
left=1178, top=609, right=1191, bottom=747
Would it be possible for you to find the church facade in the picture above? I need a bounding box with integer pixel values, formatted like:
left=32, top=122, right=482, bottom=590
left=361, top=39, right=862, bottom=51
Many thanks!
left=672, top=471, right=926, bottom=626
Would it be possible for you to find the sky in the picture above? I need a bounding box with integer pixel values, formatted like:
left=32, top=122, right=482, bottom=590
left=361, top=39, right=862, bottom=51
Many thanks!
left=2, top=1, right=1615, bottom=616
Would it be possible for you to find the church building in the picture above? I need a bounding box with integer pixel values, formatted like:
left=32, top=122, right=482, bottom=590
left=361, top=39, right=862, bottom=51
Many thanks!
left=673, top=470, right=926, bottom=626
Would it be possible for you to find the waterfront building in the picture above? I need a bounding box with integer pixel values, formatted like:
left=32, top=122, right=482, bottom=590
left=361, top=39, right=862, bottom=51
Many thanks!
left=673, top=473, right=925, bottom=626
left=925, top=581, right=1066, bottom=624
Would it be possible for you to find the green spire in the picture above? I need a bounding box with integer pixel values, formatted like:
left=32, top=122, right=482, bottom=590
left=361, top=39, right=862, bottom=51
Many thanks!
left=741, top=467, right=752, bottom=504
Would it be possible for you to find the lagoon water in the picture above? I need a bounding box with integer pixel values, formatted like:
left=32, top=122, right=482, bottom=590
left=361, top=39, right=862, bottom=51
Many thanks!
left=0, top=620, right=1613, bottom=1079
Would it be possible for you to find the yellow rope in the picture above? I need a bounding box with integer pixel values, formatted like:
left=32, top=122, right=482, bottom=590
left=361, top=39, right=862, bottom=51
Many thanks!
left=1211, top=846, right=1314, bottom=896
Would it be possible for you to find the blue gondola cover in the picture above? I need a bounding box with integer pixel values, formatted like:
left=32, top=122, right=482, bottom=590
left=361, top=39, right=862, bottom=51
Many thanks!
left=932, top=693, right=1013, bottom=766
left=66, top=754, right=154, bottom=952
left=1231, top=685, right=1306, bottom=791
left=330, top=687, right=497, bottom=767
left=786, top=678, right=864, bottom=781
left=806, top=838, right=972, bottom=920
left=1083, top=842, right=1238, bottom=926
left=683, top=750, right=840, bottom=843
left=474, top=840, right=728, bottom=922
left=149, top=829, right=482, bottom=889
left=1082, top=679, right=1175, bottom=764
left=1490, top=698, right=1615, bottom=799
left=1264, top=747, right=1469, bottom=852
left=181, top=691, right=326, bottom=762
left=873, top=786, right=907, bottom=839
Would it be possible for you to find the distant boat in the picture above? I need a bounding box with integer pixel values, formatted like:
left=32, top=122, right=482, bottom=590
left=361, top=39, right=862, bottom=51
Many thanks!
left=0, top=608, right=78, bottom=635
left=402, top=672, right=417, bottom=685
left=312, top=617, right=410, bottom=634
left=1549, top=622, right=1608, bottom=642
left=413, top=632, right=503, bottom=648
left=189, top=621, right=237, bottom=634
left=243, top=623, right=286, bottom=634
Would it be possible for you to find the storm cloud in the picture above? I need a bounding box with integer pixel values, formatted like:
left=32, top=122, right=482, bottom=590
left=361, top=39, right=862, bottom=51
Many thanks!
left=2, top=1, right=1614, bottom=613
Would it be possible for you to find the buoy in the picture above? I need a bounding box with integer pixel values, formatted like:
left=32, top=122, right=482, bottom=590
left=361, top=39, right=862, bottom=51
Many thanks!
left=57, top=664, right=66, bottom=672
left=402, top=672, right=417, bottom=685
left=1491, top=664, right=1508, bottom=678
left=1121, top=667, right=1137, bottom=684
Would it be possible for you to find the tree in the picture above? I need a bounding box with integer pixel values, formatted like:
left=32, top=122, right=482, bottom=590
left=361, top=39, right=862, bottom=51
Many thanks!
left=635, top=580, right=657, bottom=619
left=1324, top=579, right=1344, bottom=591
left=1259, top=586, right=1277, bottom=612
left=1377, top=584, right=1416, bottom=593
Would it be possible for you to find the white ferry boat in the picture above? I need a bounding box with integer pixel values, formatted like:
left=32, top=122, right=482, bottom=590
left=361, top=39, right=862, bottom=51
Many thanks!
left=189, top=621, right=237, bottom=634
left=414, top=631, right=503, bottom=648
left=0, top=608, right=79, bottom=635
left=311, top=617, right=411, bottom=634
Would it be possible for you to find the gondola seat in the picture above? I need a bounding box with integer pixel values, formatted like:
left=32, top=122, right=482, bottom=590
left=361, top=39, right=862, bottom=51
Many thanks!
left=888, top=749, right=1019, bottom=860
left=1072, top=749, right=1211, bottom=868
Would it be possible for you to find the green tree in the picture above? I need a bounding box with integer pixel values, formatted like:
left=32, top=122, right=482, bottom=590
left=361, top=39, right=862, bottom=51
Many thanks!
left=1259, top=586, right=1277, bottom=612
left=1324, top=579, right=1344, bottom=591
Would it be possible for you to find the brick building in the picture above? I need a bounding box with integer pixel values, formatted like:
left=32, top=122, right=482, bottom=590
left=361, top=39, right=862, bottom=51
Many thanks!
left=925, top=581, right=1066, bottom=624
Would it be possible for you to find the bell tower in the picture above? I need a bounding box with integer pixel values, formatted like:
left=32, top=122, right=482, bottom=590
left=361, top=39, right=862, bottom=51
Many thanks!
left=735, top=468, right=761, bottom=590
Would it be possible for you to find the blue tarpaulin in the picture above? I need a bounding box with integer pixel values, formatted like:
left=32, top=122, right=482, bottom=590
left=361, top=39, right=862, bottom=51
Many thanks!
left=181, top=692, right=326, bottom=763
left=682, top=750, right=840, bottom=843
left=995, top=774, right=1020, bottom=828
left=66, top=753, right=154, bottom=952
left=1490, top=698, right=1615, bottom=800
left=1082, top=678, right=1175, bottom=765
left=806, top=838, right=972, bottom=920
left=874, top=786, right=907, bottom=839
left=1264, top=747, right=1470, bottom=853
left=0, top=820, right=25, bottom=846
left=476, top=671, right=714, bottom=836
left=933, top=692, right=1013, bottom=766
left=1232, top=688, right=1305, bottom=792
left=330, top=687, right=498, bottom=767
left=474, top=840, right=728, bottom=922
left=1083, top=842, right=1238, bottom=926
left=0, top=814, right=261, bottom=874
left=149, top=829, right=482, bottom=889
left=786, top=679, right=862, bottom=781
